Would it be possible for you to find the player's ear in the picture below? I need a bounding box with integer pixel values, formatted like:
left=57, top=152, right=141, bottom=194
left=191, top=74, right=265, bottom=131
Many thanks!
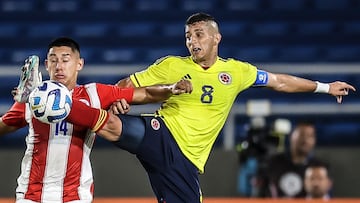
left=215, top=33, right=221, bottom=45
left=77, top=58, right=84, bottom=71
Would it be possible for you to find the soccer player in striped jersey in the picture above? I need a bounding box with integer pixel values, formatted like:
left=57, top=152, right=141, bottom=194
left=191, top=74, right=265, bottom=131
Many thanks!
left=0, top=37, right=192, bottom=203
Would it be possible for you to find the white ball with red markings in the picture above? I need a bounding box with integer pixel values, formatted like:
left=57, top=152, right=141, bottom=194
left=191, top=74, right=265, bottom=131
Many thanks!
left=29, top=80, right=72, bottom=124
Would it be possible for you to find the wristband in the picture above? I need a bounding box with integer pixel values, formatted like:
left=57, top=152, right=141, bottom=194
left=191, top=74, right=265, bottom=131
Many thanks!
left=314, top=81, right=330, bottom=93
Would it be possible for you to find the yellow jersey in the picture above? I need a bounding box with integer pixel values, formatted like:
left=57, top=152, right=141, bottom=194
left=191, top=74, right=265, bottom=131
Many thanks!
left=130, top=56, right=258, bottom=173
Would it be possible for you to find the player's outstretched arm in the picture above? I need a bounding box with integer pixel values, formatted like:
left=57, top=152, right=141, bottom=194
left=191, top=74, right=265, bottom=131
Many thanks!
left=65, top=99, right=122, bottom=141
left=109, top=77, right=135, bottom=114
left=131, top=79, right=193, bottom=104
left=266, top=72, right=356, bottom=103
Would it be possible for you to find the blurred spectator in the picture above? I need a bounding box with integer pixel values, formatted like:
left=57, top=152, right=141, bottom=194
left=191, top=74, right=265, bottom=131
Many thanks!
left=258, top=121, right=325, bottom=198
left=304, top=160, right=332, bottom=200
left=236, top=118, right=291, bottom=197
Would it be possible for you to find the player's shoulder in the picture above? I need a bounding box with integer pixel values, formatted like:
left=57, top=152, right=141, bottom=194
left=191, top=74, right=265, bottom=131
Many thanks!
left=154, top=55, right=190, bottom=65
left=73, top=83, right=105, bottom=93
left=218, top=57, right=258, bottom=72
left=218, top=57, right=251, bottom=65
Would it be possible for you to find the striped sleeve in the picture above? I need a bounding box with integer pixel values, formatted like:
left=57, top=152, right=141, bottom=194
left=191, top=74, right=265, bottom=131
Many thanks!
left=1, top=102, right=27, bottom=128
left=92, top=109, right=109, bottom=132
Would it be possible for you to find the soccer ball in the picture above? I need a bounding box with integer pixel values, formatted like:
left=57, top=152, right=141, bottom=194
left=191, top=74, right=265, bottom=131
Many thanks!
left=29, top=80, right=72, bottom=124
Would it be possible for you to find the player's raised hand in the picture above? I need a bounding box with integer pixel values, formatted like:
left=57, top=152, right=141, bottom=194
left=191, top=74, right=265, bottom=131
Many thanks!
left=171, top=79, right=193, bottom=95
left=328, top=81, right=356, bottom=103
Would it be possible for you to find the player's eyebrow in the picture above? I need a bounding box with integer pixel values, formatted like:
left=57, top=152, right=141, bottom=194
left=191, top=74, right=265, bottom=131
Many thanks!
left=185, top=28, right=204, bottom=35
left=49, top=53, right=71, bottom=57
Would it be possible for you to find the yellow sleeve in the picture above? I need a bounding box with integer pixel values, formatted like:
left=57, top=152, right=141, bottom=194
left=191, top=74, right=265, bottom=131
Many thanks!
left=237, top=61, right=258, bottom=92
left=130, top=56, right=172, bottom=87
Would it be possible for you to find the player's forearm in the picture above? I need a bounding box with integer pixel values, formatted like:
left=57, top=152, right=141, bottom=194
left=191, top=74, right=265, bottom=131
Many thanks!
left=131, top=85, right=173, bottom=104
left=66, top=100, right=110, bottom=132
left=132, top=80, right=192, bottom=104
left=0, top=120, right=18, bottom=136
left=144, top=85, right=173, bottom=103
left=97, top=114, right=122, bottom=142
left=268, top=73, right=317, bottom=93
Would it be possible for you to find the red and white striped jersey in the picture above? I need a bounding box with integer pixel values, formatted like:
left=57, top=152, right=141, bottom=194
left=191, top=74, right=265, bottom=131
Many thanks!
left=2, top=83, right=133, bottom=202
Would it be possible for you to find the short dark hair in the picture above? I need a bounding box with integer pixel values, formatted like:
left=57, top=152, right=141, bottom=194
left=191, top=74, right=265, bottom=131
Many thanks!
left=186, top=12, right=216, bottom=25
left=293, top=120, right=316, bottom=131
left=296, top=120, right=315, bottom=127
left=307, top=159, right=330, bottom=175
left=48, top=37, right=81, bottom=54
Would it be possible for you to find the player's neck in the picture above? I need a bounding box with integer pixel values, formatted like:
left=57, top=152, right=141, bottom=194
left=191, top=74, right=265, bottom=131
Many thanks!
left=194, top=56, right=217, bottom=69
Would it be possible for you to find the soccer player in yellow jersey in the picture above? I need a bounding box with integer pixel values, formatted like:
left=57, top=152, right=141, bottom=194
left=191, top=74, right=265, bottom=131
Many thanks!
left=106, top=12, right=355, bottom=202
left=27, top=13, right=354, bottom=203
